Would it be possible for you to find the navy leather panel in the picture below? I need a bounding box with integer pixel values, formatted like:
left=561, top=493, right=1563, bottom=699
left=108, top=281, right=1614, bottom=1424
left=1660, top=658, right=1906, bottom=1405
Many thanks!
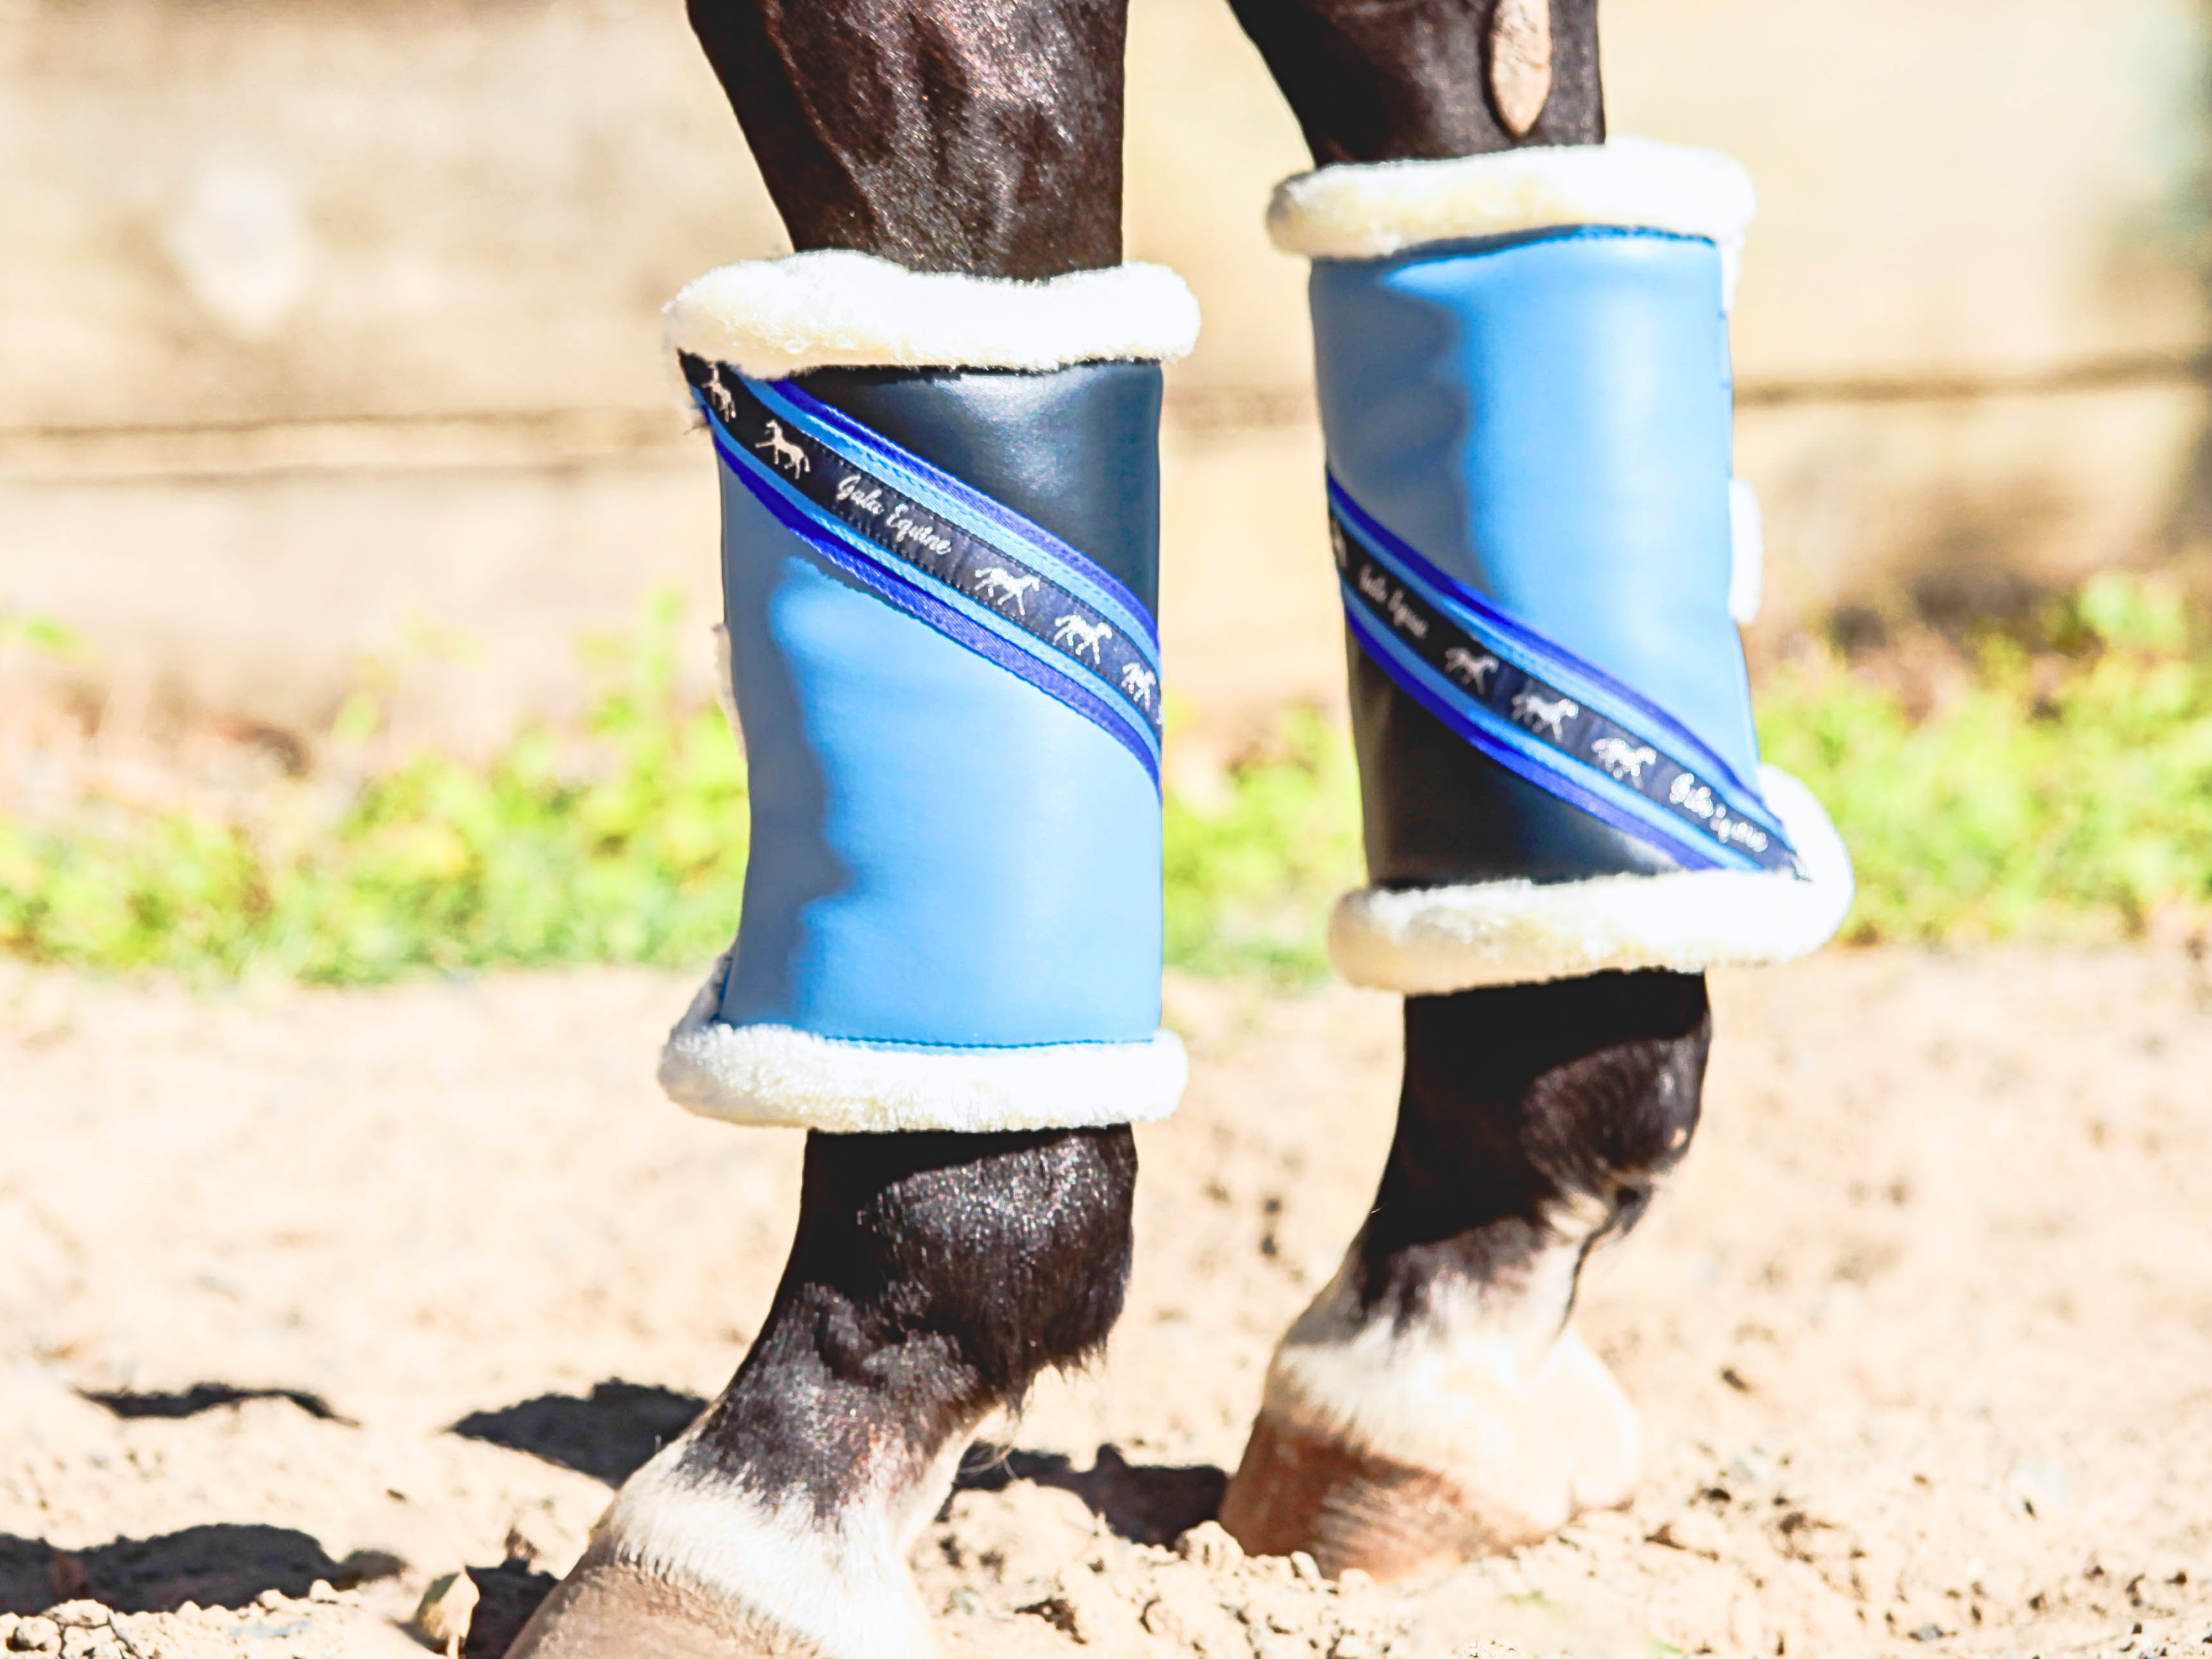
left=796, top=363, right=1163, bottom=617
left=1348, top=639, right=1682, bottom=886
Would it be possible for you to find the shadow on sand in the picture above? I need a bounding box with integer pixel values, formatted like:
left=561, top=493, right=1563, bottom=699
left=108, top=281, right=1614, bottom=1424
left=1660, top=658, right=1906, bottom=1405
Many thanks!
left=0, top=1524, right=402, bottom=1616
left=448, top=1380, right=708, bottom=1486
left=954, top=1443, right=1227, bottom=1545
left=77, top=1384, right=345, bottom=1424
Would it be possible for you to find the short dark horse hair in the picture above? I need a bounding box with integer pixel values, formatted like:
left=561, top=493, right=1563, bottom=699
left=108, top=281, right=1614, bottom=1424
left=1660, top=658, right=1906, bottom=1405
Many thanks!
left=685, top=0, right=1604, bottom=280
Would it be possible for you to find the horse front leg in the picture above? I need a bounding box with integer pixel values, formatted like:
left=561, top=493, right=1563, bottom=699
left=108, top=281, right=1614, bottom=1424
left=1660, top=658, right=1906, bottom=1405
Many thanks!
left=1217, top=0, right=1851, bottom=1577
left=509, top=0, right=1190, bottom=1651
left=509, top=1128, right=1135, bottom=1657
left=1222, top=974, right=1708, bottom=1576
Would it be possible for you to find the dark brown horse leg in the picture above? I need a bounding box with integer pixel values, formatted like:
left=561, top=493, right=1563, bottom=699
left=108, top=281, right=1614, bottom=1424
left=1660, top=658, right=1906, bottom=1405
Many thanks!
left=1215, top=0, right=1760, bottom=1579
left=508, top=4, right=1152, bottom=1656
left=1219, top=972, right=1711, bottom=1578
left=686, top=0, right=1127, bottom=278
left=509, top=1131, right=1137, bottom=1658
left=1228, top=0, right=1604, bottom=163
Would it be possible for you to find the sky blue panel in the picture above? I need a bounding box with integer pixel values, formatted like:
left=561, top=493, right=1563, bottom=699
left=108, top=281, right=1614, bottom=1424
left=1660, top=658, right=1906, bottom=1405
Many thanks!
left=715, top=466, right=1162, bottom=1048
left=1310, top=227, right=1761, bottom=784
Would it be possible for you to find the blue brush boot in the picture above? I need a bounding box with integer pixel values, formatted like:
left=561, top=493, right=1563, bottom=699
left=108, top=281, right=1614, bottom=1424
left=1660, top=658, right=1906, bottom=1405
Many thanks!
left=1270, top=139, right=1852, bottom=992
left=655, top=251, right=1201, bottom=1131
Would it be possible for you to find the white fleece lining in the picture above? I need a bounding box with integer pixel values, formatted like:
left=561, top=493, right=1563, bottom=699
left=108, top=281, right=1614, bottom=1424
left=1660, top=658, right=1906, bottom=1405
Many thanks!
left=1269, top=136, right=1756, bottom=306
left=709, top=623, right=739, bottom=740
left=658, top=954, right=1188, bottom=1131
left=1728, top=477, right=1765, bottom=625
left=1328, top=765, right=1854, bottom=994
left=665, top=249, right=1202, bottom=378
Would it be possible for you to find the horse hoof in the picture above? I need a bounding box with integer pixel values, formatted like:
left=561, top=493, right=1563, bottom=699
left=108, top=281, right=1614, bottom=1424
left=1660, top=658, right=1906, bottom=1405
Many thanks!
left=1217, top=1324, right=1641, bottom=1582
left=501, top=1553, right=822, bottom=1659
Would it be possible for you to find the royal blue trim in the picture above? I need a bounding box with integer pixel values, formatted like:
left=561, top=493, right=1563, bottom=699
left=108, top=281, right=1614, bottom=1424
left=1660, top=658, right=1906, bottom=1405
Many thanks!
left=728, top=436, right=1147, bottom=771
left=719, top=373, right=1162, bottom=738
left=695, top=371, right=1162, bottom=787
left=1329, top=479, right=1805, bottom=878
left=715, top=425, right=1159, bottom=788
left=1344, top=601, right=1736, bottom=873
left=1329, top=476, right=1766, bottom=811
left=766, top=378, right=1160, bottom=666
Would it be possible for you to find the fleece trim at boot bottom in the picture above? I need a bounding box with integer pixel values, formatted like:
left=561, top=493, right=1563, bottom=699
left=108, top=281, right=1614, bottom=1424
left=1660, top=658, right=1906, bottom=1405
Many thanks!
left=658, top=957, right=1187, bottom=1133
left=1328, top=766, right=1853, bottom=993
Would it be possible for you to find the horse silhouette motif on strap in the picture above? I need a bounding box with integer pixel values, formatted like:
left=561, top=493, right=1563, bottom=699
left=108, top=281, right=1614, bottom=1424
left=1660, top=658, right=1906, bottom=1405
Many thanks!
left=1510, top=688, right=1579, bottom=742
left=1119, top=663, right=1157, bottom=709
left=1442, top=646, right=1500, bottom=692
left=755, top=419, right=810, bottom=478
left=1590, top=736, right=1657, bottom=786
left=1052, top=614, right=1114, bottom=662
left=700, top=374, right=740, bottom=426
left=975, top=567, right=1041, bottom=615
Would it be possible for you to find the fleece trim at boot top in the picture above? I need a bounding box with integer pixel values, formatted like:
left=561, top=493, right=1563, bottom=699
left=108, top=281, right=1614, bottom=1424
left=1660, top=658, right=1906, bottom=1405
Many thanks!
left=1269, top=137, right=1757, bottom=305
left=665, top=251, right=1202, bottom=378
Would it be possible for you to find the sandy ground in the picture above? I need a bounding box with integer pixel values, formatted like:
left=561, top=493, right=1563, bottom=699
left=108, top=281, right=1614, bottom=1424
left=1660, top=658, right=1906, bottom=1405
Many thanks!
left=3, top=947, right=2211, bottom=1659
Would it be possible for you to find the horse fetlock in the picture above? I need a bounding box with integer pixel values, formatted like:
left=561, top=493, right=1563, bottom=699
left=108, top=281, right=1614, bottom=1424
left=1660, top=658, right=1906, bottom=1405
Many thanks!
left=1219, top=1251, right=1640, bottom=1580
left=501, top=1552, right=831, bottom=1659
left=513, top=1129, right=1133, bottom=1659
left=1392, top=972, right=1714, bottom=1251
left=509, top=1438, right=940, bottom=1659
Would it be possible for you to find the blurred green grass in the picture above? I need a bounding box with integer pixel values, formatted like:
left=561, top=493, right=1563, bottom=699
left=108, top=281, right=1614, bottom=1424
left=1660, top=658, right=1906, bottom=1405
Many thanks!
left=1758, top=571, right=2212, bottom=945
left=5, top=572, right=2212, bottom=985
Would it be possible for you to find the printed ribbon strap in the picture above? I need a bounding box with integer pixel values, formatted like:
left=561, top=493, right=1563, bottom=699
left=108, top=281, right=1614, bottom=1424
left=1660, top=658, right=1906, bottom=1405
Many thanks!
left=1329, top=476, right=1806, bottom=878
left=687, top=358, right=1163, bottom=787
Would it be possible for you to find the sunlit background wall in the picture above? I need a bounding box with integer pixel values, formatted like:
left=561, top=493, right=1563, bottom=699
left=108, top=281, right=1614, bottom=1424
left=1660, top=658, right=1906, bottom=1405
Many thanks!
left=4, top=0, right=2206, bottom=752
